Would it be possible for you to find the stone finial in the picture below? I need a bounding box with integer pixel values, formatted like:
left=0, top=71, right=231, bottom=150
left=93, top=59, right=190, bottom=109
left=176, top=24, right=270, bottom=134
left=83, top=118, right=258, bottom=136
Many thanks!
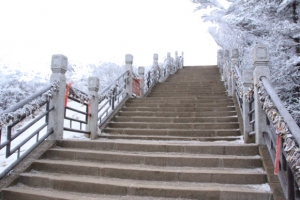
left=232, top=49, right=239, bottom=59
left=242, top=70, right=253, bottom=83
left=224, top=50, right=230, bottom=58
left=153, top=54, right=158, bottom=61
left=218, top=49, right=223, bottom=58
left=125, top=54, right=133, bottom=64
left=167, top=52, right=171, bottom=58
left=175, top=51, right=178, bottom=56
left=88, top=77, right=100, bottom=92
left=138, top=66, right=145, bottom=75
left=253, top=44, right=269, bottom=65
left=182, top=51, right=184, bottom=56
left=51, top=54, right=68, bottom=74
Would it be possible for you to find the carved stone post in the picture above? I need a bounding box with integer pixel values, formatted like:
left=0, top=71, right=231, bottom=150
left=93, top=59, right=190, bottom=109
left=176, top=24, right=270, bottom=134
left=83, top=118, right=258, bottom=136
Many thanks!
left=153, top=54, right=159, bottom=83
left=48, top=54, right=68, bottom=140
left=125, top=54, right=133, bottom=98
left=170, top=57, right=175, bottom=74
left=167, top=52, right=172, bottom=75
left=253, top=44, right=270, bottom=144
left=218, top=50, right=224, bottom=74
left=222, top=50, right=230, bottom=84
left=87, top=77, right=99, bottom=139
left=175, top=51, right=179, bottom=72
left=181, top=51, right=184, bottom=68
left=159, top=65, right=165, bottom=83
left=242, top=70, right=255, bottom=143
left=138, top=66, right=145, bottom=98
left=229, top=49, right=239, bottom=96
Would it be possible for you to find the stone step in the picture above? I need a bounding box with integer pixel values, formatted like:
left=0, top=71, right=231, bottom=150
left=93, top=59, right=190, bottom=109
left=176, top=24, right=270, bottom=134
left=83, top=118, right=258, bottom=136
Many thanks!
left=120, top=106, right=236, bottom=112
left=126, top=98, right=233, bottom=104
left=99, top=134, right=241, bottom=142
left=11, top=173, right=271, bottom=199
left=42, top=148, right=262, bottom=168
left=56, top=140, right=259, bottom=156
left=117, top=111, right=237, bottom=117
left=148, top=92, right=227, bottom=95
left=112, top=116, right=238, bottom=123
left=144, top=95, right=232, bottom=99
left=106, top=122, right=239, bottom=130
left=124, top=102, right=234, bottom=108
left=147, top=94, right=228, bottom=98
left=29, top=159, right=267, bottom=184
left=151, top=88, right=226, bottom=92
left=2, top=186, right=190, bottom=200
left=102, top=128, right=240, bottom=137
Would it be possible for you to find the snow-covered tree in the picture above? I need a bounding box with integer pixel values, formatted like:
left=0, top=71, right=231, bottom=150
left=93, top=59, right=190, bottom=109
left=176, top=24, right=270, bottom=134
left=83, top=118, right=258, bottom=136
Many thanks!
left=191, top=0, right=300, bottom=125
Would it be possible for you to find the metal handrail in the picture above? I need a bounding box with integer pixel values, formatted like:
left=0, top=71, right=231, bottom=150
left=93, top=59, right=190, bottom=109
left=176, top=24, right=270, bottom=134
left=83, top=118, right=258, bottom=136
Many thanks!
left=99, top=70, right=129, bottom=97
left=0, top=84, right=52, bottom=116
left=0, top=83, right=58, bottom=179
left=261, top=77, right=300, bottom=145
left=98, top=70, right=129, bottom=126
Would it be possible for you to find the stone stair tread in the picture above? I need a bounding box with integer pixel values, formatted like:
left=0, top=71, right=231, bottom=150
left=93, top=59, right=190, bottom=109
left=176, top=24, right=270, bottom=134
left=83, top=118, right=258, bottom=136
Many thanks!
left=104, top=127, right=240, bottom=131
left=48, top=148, right=260, bottom=159
left=108, top=122, right=239, bottom=124
left=33, top=159, right=266, bottom=174
left=99, top=134, right=242, bottom=141
left=58, top=138, right=259, bottom=155
left=17, top=172, right=272, bottom=195
left=3, top=186, right=190, bottom=200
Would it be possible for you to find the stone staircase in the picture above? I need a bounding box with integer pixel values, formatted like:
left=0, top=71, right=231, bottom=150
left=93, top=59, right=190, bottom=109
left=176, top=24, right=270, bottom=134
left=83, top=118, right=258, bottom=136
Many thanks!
left=1, top=66, right=272, bottom=199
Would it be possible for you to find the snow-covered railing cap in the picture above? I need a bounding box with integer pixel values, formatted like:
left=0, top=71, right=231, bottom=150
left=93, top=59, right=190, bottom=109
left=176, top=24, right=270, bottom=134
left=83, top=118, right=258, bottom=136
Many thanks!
left=252, top=43, right=269, bottom=66
left=88, top=77, right=100, bottom=92
left=153, top=54, right=158, bottom=61
left=242, top=69, right=253, bottom=83
left=167, top=52, right=171, bottom=58
left=138, top=66, right=145, bottom=75
left=232, top=49, right=239, bottom=59
left=125, top=54, right=133, bottom=64
left=224, top=49, right=230, bottom=59
left=260, top=77, right=300, bottom=145
left=217, top=49, right=223, bottom=59
left=51, top=54, right=68, bottom=74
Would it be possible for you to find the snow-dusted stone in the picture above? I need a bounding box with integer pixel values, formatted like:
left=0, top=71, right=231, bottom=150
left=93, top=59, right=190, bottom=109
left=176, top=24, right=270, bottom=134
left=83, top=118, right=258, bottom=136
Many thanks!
left=138, top=66, right=145, bottom=97
left=253, top=44, right=270, bottom=144
left=87, top=77, right=100, bottom=139
left=253, top=44, right=270, bottom=64
left=181, top=51, right=184, bottom=68
left=125, top=54, right=133, bottom=64
left=51, top=54, right=68, bottom=74
left=229, top=49, right=239, bottom=96
left=242, top=70, right=255, bottom=143
left=153, top=53, right=158, bottom=61
left=218, top=49, right=224, bottom=74
left=152, top=54, right=159, bottom=83
left=232, top=49, right=239, bottom=59
left=125, top=54, right=133, bottom=97
left=48, top=54, right=68, bottom=140
left=167, top=52, right=171, bottom=59
left=88, top=77, right=100, bottom=92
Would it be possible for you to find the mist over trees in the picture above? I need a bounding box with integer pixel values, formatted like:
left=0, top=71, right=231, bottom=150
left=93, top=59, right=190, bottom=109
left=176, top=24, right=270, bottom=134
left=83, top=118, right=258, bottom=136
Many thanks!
left=190, top=0, right=300, bottom=125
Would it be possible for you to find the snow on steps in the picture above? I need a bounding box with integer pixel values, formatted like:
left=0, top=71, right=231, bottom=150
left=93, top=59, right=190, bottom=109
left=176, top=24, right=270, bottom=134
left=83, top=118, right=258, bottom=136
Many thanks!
left=1, top=66, right=272, bottom=199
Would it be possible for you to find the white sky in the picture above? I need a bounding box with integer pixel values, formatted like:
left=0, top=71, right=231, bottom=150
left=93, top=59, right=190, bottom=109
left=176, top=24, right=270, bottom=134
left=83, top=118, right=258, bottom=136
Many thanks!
left=0, top=0, right=220, bottom=73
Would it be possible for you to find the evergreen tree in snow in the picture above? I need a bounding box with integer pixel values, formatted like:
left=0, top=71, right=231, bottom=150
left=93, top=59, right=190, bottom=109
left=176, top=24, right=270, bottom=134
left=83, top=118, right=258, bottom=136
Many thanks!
left=191, top=0, right=300, bottom=125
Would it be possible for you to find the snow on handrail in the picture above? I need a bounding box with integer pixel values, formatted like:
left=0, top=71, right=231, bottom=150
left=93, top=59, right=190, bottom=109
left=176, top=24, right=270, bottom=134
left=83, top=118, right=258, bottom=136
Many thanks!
left=232, top=64, right=243, bottom=99
left=0, top=82, right=59, bottom=128
left=99, top=70, right=129, bottom=97
left=260, top=77, right=300, bottom=144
